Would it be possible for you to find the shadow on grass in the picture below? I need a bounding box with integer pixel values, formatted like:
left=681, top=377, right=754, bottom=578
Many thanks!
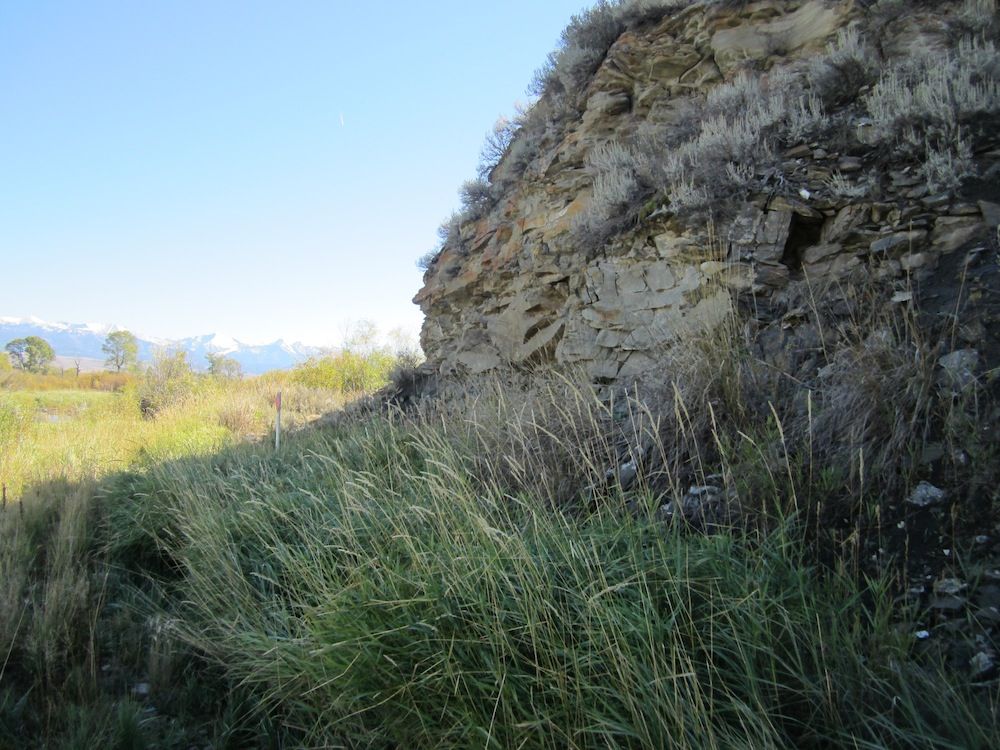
left=0, top=415, right=345, bottom=749
left=1, top=380, right=998, bottom=749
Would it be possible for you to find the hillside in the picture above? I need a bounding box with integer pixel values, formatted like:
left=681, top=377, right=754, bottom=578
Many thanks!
left=416, top=0, right=999, bottom=383
left=405, top=0, right=1000, bottom=567
left=406, top=0, right=1000, bottom=627
left=2, top=1, right=999, bottom=747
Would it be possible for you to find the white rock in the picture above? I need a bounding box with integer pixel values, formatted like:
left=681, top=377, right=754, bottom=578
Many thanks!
left=906, top=481, right=946, bottom=507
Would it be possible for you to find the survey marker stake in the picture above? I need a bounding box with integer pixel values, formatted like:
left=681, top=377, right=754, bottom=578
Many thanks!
left=274, top=390, right=282, bottom=451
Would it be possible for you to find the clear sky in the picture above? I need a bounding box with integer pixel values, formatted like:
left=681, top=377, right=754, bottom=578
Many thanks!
left=0, top=0, right=588, bottom=347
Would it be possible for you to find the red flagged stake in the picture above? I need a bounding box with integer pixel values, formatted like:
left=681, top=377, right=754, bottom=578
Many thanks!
left=274, top=390, right=282, bottom=451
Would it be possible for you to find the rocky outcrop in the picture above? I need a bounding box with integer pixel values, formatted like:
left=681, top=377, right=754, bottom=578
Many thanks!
left=415, top=0, right=1000, bottom=383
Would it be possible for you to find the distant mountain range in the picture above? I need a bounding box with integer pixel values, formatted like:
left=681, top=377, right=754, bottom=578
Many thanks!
left=0, top=316, right=323, bottom=375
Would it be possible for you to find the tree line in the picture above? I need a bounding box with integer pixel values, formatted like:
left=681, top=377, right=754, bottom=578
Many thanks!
left=2, top=330, right=242, bottom=378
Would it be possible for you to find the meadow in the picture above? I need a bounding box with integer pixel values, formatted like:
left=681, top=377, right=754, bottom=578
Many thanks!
left=0, top=375, right=338, bottom=502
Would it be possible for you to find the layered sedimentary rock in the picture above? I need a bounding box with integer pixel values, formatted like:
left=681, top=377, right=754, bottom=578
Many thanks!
left=415, top=0, right=1000, bottom=383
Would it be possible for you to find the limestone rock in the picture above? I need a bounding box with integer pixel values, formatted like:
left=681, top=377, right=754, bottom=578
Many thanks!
left=938, top=349, right=980, bottom=391
left=710, top=0, right=846, bottom=76
left=728, top=207, right=792, bottom=264
left=870, top=231, right=928, bottom=257
left=931, top=216, right=985, bottom=253
left=978, top=201, right=1000, bottom=228
left=907, top=481, right=947, bottom=508
left=414, top=0, right=996, bottom=387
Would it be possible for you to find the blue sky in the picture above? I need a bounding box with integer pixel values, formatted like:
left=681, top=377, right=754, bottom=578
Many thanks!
left=0, top=0, right=588, bottom=347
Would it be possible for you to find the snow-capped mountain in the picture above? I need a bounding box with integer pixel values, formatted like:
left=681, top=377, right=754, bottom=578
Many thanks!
left=0, top=316, right=322, bottom=374
left=167, top=333, right=322, bottom=374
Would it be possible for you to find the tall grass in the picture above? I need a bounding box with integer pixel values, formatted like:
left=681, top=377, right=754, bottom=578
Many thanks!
left=0, top=303, right=996, bottom=746
left=87, top=399, right=997, bottom=749
left=0, top=376, right=370, bottom=746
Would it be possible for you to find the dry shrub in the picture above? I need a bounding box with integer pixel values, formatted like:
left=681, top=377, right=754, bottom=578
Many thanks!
left=807, top=26, right=878, bottom=107
left=864, top=35, right=999, bottom=189
left=798, top=326, right=936, bottom=496
left=577, top=61, right=831, bottom=240
left=217, top=393, right=265, bottom=437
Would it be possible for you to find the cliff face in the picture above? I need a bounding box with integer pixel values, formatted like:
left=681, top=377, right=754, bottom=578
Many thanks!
left=415, top=0, right=1000, bottom=383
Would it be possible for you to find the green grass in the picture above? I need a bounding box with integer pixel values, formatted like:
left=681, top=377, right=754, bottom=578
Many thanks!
left=2, top=389, right=117, bottom=414
left=1, top=376, right=996, bottom=748
left=0, top=380, right=348, bottom=500
left=0, top=323, right=996, bottom=748
left=95, top=415, right=990, bottom=749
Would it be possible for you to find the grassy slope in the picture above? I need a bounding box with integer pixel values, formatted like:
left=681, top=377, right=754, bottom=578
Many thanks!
left=1, top=357, right=997, bottom=748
